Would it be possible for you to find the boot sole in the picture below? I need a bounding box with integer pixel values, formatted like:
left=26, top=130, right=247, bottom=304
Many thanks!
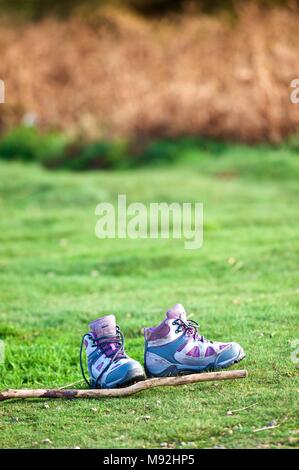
left=116, top=374, right=146, bottom=388
left=97, top=368, right=146, bottom=389
left=145, top=352, right=246, bottom=378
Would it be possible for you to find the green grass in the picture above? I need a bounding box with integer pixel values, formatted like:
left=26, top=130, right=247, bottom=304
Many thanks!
left=2, top=124, right=299, bottom=172
left=0, top=145, right=298, bottom=449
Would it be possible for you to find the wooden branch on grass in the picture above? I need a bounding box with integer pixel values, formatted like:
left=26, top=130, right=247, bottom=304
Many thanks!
left=0, top=369, right=247, bottom=401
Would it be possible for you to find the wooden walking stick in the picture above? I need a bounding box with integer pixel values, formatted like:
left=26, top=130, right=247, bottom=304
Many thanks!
left=0, top=369, right=247, bottom=401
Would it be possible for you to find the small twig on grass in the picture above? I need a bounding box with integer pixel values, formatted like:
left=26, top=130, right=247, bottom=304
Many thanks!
left=58, top=379, right=84, bottom=390
left=227, top=402, right=258, bottom=415
left=253, top=425, right=280, bottom=433
left=253, top=421, right=280, bottom=433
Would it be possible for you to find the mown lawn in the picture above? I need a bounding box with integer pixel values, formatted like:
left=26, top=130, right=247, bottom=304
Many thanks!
left=0, top=145, right=298, bottom=448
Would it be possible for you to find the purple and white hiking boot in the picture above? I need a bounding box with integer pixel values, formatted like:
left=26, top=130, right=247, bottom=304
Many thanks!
left=144, top=304, right=245, bottom=377
left=80, top=315, right=145, bottom=388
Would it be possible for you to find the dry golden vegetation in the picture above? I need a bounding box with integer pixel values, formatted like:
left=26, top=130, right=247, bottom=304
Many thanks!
left=1, top=4, right=299, bottom=142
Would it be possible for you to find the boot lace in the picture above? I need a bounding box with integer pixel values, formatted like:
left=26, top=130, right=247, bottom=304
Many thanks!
left=172, top=318, right=212, bottom=343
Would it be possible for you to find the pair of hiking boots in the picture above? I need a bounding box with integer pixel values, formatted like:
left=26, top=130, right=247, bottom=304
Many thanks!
left=80, top=304, right=245, bottom=389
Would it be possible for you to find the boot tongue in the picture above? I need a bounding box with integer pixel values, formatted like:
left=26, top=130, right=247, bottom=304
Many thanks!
left=90, top=314, right=116, bottom=338
left=166, top=304, right=187, bottom=321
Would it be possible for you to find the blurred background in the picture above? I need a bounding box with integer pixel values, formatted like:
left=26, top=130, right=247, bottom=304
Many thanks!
left=1, top=0, right=299, bottom=167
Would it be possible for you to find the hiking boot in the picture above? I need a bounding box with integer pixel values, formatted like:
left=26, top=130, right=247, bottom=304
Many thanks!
left=81, top=314, right=145, bottom=388
left=144, top=304, right=245, bottom=377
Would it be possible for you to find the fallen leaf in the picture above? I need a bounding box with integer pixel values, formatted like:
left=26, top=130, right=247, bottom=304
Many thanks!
left=42, top=438, right=53, bottom=445
left=142, top=415, right=151, bottom=421
left=160, top=442, right=175, bottom=449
